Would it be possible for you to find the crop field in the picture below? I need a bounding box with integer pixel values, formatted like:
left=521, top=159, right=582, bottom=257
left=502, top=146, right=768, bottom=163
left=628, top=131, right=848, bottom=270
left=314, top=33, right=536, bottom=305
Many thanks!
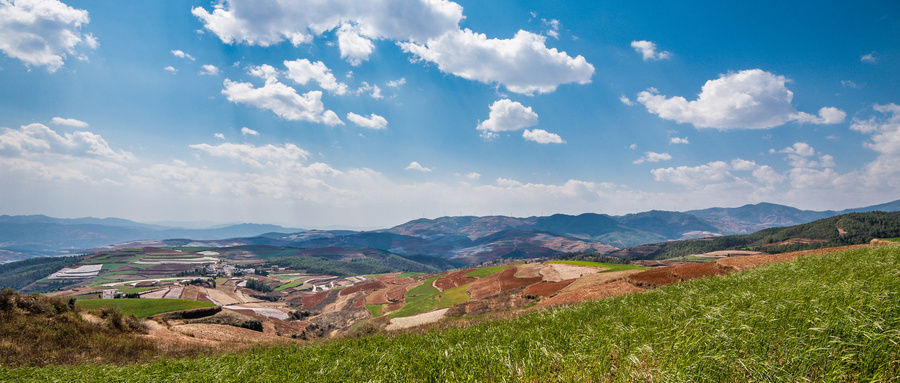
left=76, top=298, right=216, bottom=318
left=464, top=262, right=520, bottom=278
left=388, top=275, right=442, bottom=318
left=8, top=244, right=898, bottom=381
left=548, top=260, right=648, bottom=273
left=435, top=284, right=470, bottom=309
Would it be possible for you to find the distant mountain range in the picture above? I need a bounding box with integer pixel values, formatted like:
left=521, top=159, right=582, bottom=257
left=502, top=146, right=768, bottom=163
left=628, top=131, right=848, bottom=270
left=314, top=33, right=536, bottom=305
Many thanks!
left=1, top=199, right=898, bottom=264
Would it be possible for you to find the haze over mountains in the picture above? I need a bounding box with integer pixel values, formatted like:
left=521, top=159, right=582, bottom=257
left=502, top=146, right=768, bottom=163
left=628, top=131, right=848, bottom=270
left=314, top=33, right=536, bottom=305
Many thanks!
left=1, top=199, right=898, bottom=264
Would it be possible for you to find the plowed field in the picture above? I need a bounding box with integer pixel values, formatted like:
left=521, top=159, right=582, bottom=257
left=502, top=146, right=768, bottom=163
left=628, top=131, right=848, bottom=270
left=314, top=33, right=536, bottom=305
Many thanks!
left=523, top=279, right=574, bottom=297
left=668, top=262, right=728, bottom=280
left=626, top=268, right=680, bottom=288
left=538, top=280, right=644, bottom=307
left=434, top=269, right=477, bottom=291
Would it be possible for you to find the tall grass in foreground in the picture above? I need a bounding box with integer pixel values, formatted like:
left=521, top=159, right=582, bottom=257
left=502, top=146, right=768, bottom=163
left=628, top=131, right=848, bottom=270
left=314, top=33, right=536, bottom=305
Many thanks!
left=5, top=246, right=900, bottom=382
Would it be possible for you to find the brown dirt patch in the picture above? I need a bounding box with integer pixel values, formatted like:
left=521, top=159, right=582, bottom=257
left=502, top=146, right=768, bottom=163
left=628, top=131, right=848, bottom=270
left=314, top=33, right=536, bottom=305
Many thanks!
left=300, top=291, right=330, bottom=308
left=352, top=295, right=367, bottom=309
left=466, top=272, right=501, bottom=300
left=668, top=262, right=729, bottom=280
left=558, top=269, right=644, bottom=294
left=513, top=263, right=545, bottom=278
left=365, top=287, right=391, bottom=305
left=542, top=263, right=606, bottom=282
left=384, top=285, right=408, bottom=302
left=498, top=267, right=543, bottom=292
left=181, top=286, right=199, bottom=301
left=375, top=273, right=400, bottom=281
left=537, top=280, right=644, bottom=307
left=170, top=323, right=286, bottom=343
left=522, top=279, right=574, bottom=297
left=339, top=281, right=385, bottom=296
left=626, top=268, right=680, bottom=288
left=447, top=287, right=534, bottom=318
left=383, top=301, right=404, bottom=313
left=434, top=269, right=477, bottom=291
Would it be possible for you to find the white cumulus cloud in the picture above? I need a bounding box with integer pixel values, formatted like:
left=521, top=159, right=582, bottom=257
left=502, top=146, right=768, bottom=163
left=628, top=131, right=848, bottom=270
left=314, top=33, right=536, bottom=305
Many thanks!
left=241, top=127, right=259, bottom=136
left=164, top=66, right=178, bottom=74
left=248, top=63, right=279, bottom=79
left=386, top=78, right=406, bottom=87
left=637, top=69, right=845, bottom=130
left=0, top=123, right=133, bottom=162
left=347, top=112, right=388, bottom=130
left=0, top=0, right=96, bottom=72
left=405, top=161, right=432, bottom=172
left=861, top=52, right=877, bottom=64
left=630, top=40, right=671, bottom=61
left=670, top=137, right=689, bottom=144
left=51, top=117, right=88, bottom=128
left=200, top=64, right=220, bottom=76
left=284, top=59, right=348, bottom=95
left=189, top=142, right=310, bottom=168
left=401, top=29, right=594, bottom=95
left=171, top=49, right=194, bottom=61
left=336, top=23, right=374, bottom=66
left=634, top=151, right=672, bottom=164
left=222, top=77, right=343, bottom=125
left=192, top=1, right=592, bottom=95
left=522, top=129, right=564, bottom=144
left=477, top=99, right=539, bottom=139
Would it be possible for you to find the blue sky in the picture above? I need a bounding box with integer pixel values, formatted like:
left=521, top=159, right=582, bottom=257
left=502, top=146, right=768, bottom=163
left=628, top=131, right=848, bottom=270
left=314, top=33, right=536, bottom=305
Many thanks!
left=1, top=0, right=898, bottom=228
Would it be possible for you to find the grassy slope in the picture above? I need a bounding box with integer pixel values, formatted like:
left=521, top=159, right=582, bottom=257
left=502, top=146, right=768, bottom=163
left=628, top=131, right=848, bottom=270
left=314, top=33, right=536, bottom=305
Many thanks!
left=464, top=262, right=520, bottom=278
left=76, top=299, right=215, bottom=318
left=7, top=245, right=900, bottom=381
left=387, top=275, right=442, bottom=318
left=548, top=260, right=648, bottom=273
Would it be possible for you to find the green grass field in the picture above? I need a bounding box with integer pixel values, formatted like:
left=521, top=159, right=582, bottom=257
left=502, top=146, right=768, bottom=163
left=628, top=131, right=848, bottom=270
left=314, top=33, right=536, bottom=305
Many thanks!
left=274, top=279, right=304, bottom=292
left=76, top=299, right=216, bottom=318
left=387, top=275, right=442, bottom=318
left=464, top=262, right=521, bottom=278
left=435, top=284, right=470, bottom=309
left=547, top=260, right=648, bottom=273
left=396, top=272, right=425, bottom=278
left=366, top=304, right=383, bottom=317
left=7, top=245, right=899, bottom=381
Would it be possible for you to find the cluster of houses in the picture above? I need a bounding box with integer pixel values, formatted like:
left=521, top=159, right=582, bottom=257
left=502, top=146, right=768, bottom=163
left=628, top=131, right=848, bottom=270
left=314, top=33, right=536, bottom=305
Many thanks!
left=204, top=260, right=255, bottom=277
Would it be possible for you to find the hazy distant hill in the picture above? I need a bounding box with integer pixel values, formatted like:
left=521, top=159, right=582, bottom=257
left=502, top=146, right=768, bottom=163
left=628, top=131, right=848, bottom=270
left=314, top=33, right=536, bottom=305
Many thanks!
left=685, top=199, right=900, bottom=234
left=0, top=215, right=304, bottom=262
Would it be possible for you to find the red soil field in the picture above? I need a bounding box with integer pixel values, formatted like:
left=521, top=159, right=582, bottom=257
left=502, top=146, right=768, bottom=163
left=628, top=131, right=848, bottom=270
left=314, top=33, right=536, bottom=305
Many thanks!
left=497, top=267, right=543, bottom=292
left=466, top=273, right=501, bottom=300
left=538, top=280, right=644, bottom=307
left=365, top=288, right=391, bottom=305
left=339, top=281, right=386, bottom=296
left=384, top=301, right=404, bottom=313
left=375, top=273, right=400, bottom=281
left=522, top=279, right=574, bottom=297
left=385, top=286, right=408, bottom=302
left=352, top=295, right=367, bottom=309
left=434, top=269, right=477, bottom=291
left=300, top=291, right=330, bottom=308
left=626, top=267, right=680, bottom=288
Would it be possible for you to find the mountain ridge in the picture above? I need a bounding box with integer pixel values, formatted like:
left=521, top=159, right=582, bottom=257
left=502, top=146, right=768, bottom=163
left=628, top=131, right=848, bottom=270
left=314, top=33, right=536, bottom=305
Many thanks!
left=1, top=198, right=898, bottom=263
